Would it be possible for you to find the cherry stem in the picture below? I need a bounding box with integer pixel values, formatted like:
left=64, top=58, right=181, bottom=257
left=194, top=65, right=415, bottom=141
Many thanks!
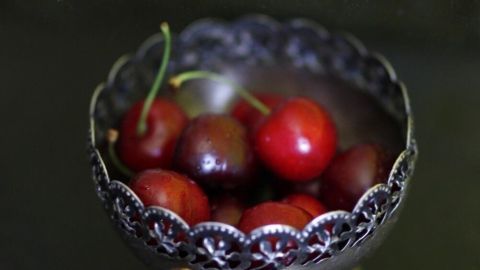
left=107, top=129, right=134, bottom=177
left=136, top=22, right=172, bottom=136
left=169, top=71, right=271, bottom=116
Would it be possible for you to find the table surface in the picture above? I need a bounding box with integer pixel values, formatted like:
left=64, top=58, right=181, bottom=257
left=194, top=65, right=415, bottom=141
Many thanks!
left=1, top=1, right=479, bottom=269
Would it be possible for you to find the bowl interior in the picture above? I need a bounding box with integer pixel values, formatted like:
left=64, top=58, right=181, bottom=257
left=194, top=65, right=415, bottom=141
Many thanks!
left=94, top=19, right=406, bottom=174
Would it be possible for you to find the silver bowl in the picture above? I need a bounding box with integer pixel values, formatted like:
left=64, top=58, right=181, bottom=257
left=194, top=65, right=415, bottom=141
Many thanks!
left=87, top=15, right=417, bottom=270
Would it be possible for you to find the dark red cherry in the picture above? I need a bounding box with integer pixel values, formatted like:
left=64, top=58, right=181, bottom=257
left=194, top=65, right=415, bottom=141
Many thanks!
left=129, top=169, right=210, bottom=226
left=211, top=195, right=246, bottom=226
left=255, top=97, right=337, bottom=182
left=232, top=93, right=283, bottom=134
left=274, top=177, right=323, bottom=198
left=237, top=202, right=313, bottom=233
left=320, top=144, right=391, bottom=211
left=118, top=99, right=188, bottom=172
left=282, top=193, right=327, bottom=218
left=173, top=114, right=256, bottom=189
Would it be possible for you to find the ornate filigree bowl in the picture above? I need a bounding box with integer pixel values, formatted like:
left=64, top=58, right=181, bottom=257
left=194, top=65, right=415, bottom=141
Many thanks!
left=87, top=15, right=417, bottom=270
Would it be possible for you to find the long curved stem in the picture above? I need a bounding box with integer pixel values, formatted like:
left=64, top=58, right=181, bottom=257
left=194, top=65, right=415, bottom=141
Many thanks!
left=136, top=22, right=172, bottom=136
left=169, top=71, right=271, bottom=116
left=107, top=129, right=134, bottom=177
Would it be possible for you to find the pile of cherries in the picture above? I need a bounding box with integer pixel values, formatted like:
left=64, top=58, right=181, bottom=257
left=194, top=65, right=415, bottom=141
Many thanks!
left=107, top=23, right=392, bottom=233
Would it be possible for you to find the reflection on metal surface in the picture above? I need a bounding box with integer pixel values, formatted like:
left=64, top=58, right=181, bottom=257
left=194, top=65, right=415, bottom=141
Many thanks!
left=88, top=15, right=417, bottom=270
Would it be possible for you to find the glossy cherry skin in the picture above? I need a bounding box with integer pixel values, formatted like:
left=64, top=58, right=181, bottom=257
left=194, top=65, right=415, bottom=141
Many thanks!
left=173, top=114, right=256, bottom=189
left=255, top=97, right=337, bottom=182
left=232, top=93, right=284, bottom=135
left=129, top=169, right=210, bottom=226
left=118, top=99, right=188, bottom=172
left=211, top=195, right=246, bottom=226
left=282, top=193, right=327, bottom=218
left=237, top=202, right=313, bottom=233
left=320, top=144, right=391, bottom=211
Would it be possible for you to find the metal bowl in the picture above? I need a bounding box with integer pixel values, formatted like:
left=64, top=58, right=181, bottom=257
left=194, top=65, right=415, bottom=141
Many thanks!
left=87, top=15, right=417, bottom=270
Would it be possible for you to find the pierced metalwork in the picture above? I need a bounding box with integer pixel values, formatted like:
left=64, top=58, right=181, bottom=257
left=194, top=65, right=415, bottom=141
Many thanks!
left=142, top=207, right=192, bottom=260
left=87, top=15, right=418, bottom=270
left=245, top=225, right=304, bottom=269
left=301, top=212, right=355, bottom=266
left=189, top=223, right=248, bottom=270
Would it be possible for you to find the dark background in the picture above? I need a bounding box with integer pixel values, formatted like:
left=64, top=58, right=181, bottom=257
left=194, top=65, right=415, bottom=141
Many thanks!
left=1, top=1, right=479, bottom=269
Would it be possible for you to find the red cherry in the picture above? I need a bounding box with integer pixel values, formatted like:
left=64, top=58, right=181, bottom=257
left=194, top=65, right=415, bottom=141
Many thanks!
left=255, top=97, right=337, bottom=182
left=232, top=93, right=283, bottom=134
left=211, top=195, right=246, bottom=226
left=169, top=72, right=336, bottom=182
left=118, top=99, right=188, bottom=172
left=320, top=144, right=391, bottom=211
left=173, top=114, right=256, bottom=189
left=112, top=23, right=181, bottom=173
left=237, top=202, right=313, bottom=233
left=129, top=169, right=210, bottom=226
left=282, top=193, right=327, bottom=218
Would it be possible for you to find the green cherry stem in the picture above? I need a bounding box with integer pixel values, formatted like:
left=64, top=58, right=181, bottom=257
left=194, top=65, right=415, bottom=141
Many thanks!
left=107, top=129, right=134, bottom=177
left=136, top=22, right=172, bottom=136
left=169, top=71, right=271, bottom=116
